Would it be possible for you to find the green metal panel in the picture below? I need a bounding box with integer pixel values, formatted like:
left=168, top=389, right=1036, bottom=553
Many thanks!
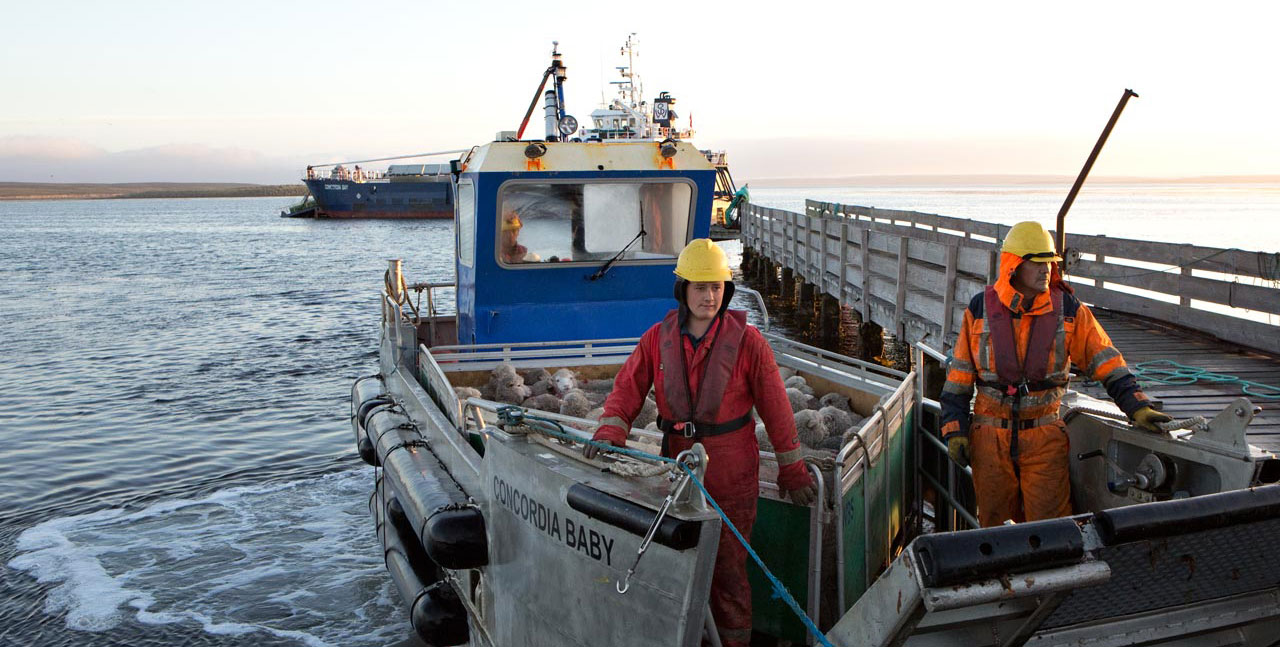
left=748, top=410, right=916, bottom=640
left=747, top=497, right=812, bottom=642
left=841, top=410, right=914, bottom=612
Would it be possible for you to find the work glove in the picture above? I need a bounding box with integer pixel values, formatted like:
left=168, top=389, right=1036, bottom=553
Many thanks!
left=947, top=434, right=970, bottom=468
left=582, top=425, right=627, bottom=459
left=785, top=484, right=818, bottom=507
left=1132, top=406, right=1173, bottom=433
left=582, top=437, right=624, bottom=460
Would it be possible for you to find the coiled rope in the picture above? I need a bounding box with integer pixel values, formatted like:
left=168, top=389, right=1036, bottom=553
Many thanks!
left=1132, top=359, right=1280, bottom=400
left=497, top=407, right=836, bottom=647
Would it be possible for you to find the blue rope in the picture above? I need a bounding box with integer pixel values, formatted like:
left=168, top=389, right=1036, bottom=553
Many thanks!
left=678, top=462, right=836, bottom=647
left=502, top=408, right=833, bottom=646
left=1132, top=359, right=1280, bottom=400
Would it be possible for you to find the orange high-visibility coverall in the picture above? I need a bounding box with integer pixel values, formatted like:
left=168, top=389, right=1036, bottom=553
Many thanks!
left=940, top=253, right=1152, bottom=527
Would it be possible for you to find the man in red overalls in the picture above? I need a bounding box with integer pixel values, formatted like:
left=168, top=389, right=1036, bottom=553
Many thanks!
left=941, top=221, right=1171, bottom=527
left=584, top=238, right=817, bottom=646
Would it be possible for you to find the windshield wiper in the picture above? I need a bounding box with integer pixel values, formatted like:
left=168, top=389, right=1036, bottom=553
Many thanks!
left=588, top=204, right=646, bottom=281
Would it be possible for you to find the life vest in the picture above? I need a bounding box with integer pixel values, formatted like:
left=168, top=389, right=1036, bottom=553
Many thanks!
left=982, top=285, right=1067, bottom=393
left=656, top=309, right=753, bottom=437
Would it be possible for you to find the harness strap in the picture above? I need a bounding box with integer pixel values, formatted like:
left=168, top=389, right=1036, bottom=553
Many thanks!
left=657, top=412, right=754, bottom=438
left=977, top=378, right=1065, bottom=394
left=972, top=413, right=1060, bottom=430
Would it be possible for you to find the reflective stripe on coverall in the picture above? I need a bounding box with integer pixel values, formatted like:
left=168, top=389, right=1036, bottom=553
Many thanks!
left=939, top=252, right=1152, bottom=527
left=593, top=309, right=811, bottom=646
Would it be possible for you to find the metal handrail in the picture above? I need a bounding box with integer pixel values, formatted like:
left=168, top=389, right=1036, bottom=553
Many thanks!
left=734, top=285, right=771, bottom=332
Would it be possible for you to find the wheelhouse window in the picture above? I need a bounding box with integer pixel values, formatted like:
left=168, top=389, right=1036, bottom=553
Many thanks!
left=496, top=181, right=693, bottom=265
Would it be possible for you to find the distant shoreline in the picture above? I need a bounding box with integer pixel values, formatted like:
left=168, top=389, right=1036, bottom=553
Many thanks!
left=0, top=182, right=307, bottom=201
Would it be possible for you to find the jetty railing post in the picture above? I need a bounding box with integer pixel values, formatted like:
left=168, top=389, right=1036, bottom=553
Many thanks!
left=894, top=236, right=909, bottom=338
left=839, top=218, right=851, bottom=306
left=860, top=229, right=872, bottom=322
left=942, top=244, right=959, bottom=347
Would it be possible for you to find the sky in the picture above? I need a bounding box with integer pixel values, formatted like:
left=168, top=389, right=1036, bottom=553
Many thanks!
left=2, top=0, right=1279, bottom=183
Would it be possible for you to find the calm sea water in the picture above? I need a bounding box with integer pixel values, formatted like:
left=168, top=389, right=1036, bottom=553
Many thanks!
left=1, top=185, right=1276, bottom=646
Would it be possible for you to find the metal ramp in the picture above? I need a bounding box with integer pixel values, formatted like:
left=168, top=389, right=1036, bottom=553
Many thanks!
left=827, top=485, right=1280, bottom=647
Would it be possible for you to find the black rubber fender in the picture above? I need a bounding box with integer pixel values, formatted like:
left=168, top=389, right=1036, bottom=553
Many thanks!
left=357, top=436, right=378, bottom=467
left=566, top=483, right=702, bottom=550
left=411, top=581, right=469, bottom=646
left=914, top=517, right=1084, bottom=588
left=355, top=402, right=396, bottom=466
left=1094, top=483, right=1280, bottom=546
left=358, top=398, right=395, bottom=432
left=388, top=496, right=441, bottom=587
left=424, top=506, right=489, bottom=569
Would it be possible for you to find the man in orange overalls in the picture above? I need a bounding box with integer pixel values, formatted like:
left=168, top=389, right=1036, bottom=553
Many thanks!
left=940, top=221, right=1171, bottom=527
left=584, top=239, right=816, bottom=646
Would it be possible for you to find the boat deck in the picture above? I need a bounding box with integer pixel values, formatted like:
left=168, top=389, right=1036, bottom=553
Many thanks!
left=1080, top=309, right=1280, bottom=453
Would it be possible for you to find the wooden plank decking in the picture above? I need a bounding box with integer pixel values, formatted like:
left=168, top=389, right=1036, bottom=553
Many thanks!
left=1082, top=309, right=1280, bottom=453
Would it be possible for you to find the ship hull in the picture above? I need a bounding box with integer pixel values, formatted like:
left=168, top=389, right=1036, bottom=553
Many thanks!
left=303, top=177, right=453, bottom=219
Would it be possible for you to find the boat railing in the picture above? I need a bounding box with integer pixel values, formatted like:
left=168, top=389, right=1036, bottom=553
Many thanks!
left=302, top=168, right=389, bottom=182
left=429, top=338, right=640, bottom=372
left=735, top=285, right=771, bottom=332
left=407, top=281, right=455, bottom=318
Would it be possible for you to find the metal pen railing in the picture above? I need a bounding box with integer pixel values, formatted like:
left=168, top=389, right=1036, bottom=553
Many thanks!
left=911, top=341, right=979, bottom=531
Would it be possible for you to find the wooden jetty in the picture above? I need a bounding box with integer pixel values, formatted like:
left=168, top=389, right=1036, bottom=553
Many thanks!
left=739, top=199, right=1280, bottom=449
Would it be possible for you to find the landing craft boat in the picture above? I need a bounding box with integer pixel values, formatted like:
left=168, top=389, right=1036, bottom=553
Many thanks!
left=292, top=160, right=456, bottom=219
left=352, top=45, right=1280, bottom=647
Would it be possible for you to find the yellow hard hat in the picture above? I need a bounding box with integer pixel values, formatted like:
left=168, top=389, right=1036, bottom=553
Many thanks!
left=1001, top=221, right=1062, bottom=262
left=674, top=239, right=732, bottom=282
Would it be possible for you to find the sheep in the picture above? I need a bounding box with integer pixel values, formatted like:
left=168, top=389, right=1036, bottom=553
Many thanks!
left=521, top=368, right=552, bottom=385
left=818, top=435, right=845, bottom=451
left=559, top=390, right=593, bottom=419
left=521, top=393, right=563, bottom=413
left=755, top=422, right=774, bottom=453
left=818, top=406, right=855, bottom=438
left=487, top=363, right=532, bottom=404
left=528, top=378, right=555, bottom=397
left=583, top=378, right=615, bottom=393
left=633, top=397, right=659, bottom=429
left=454, top=386, right=481, bottom=401
left=818, top=392, right=853, bottom=413
left=793, top=409, right=829, bottom=447
left=778, top=366, right=797, bottom=381
left=551, top=368, right=580, bottom=396
left=784, top=375, right=815, bottom=396
left=586, top=407, right=605, bottom=422
left=786, top=387, right=815, bottom=413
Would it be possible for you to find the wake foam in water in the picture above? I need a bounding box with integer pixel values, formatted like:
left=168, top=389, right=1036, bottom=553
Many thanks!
left=7, top=468, right=409, bottom=646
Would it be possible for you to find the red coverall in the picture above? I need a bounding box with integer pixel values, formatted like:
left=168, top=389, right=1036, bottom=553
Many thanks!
left=940, top=253, right=1153, bottom=527
left=593, top=309, right=812, bottom=647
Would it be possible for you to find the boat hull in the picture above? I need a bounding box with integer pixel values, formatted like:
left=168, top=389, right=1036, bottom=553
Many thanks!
left=303, top=177, right=453, bottom=219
